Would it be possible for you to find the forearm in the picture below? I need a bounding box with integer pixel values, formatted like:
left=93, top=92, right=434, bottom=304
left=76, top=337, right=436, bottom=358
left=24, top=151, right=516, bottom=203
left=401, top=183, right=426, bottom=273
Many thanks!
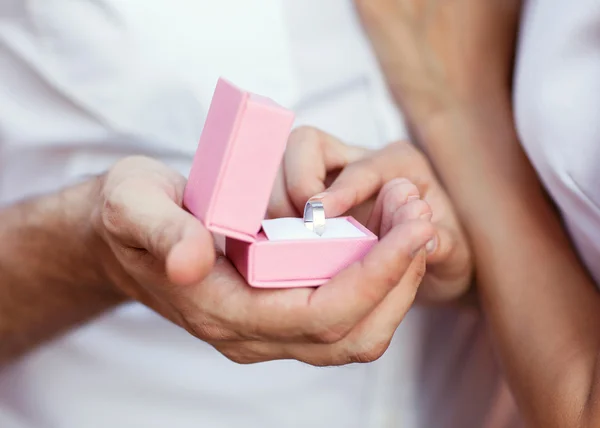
left=418, top=98, right=600, bottom=427
left=0, top=178, right=124, bottom=366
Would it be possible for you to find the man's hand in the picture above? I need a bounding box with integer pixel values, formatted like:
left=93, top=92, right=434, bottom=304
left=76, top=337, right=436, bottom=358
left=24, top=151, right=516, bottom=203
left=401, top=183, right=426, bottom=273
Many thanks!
left=269, top=127, right=473, bottom=303
left=93, top=156, right=436, bottom=365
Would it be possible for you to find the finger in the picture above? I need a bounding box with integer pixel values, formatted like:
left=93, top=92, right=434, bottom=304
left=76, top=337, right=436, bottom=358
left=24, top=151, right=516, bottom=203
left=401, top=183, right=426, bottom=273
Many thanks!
left=284, top=127, right=366, bottom=213
left=267, top=167, right=298, bottom=218
left=329, top=251, right=426, bottom=364
left=385, top=199, right=432, bottom=234
left=342, top=141, right=471, bottom=299
left=301, top=218, right=435, bottom=342
left=166, top=227, right=216, bottom=286
left=297, top=251, right=428, bottom=366
left=171, top=255, right=260, bottom=342
left=424, top=224, right=452, bottom=265
left=197, top=218, right=434, bottom=343
left=367, top=178, right=421, bottom=235
left=212, top=341, right=289, bottom=365
left=417, top=174, right=468, bottom=265
left=214, top=252, right=428, bottom=365
left=315, top=142, right=423, bottom=218
left=101, top=158, right=215, bottom=285
left=416, top=171, right=473, bottom=300
left=418, top=225, right=473, bottom=303
left=106, top=182, right=211, bottom=264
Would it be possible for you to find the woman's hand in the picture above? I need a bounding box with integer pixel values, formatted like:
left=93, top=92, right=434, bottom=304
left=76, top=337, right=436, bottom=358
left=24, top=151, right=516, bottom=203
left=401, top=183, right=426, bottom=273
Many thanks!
left=269, top=127, right=473, bottom=303
left=354, top=0, right=521, bottom=130
left=354, top=4, right=600, bottom=426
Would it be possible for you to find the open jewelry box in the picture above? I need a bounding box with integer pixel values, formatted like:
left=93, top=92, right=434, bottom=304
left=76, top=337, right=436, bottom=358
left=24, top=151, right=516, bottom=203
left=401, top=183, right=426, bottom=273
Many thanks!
left=184, top=78, right=377, bottom=288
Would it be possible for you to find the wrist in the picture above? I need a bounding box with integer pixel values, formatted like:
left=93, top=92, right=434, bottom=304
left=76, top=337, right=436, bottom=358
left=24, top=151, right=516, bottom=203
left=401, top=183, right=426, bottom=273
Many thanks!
left=408, top=88, right=540, bottom=206
left=414, top=91, right=513, bottom=151
left=73, top=175, right=128, bottom=303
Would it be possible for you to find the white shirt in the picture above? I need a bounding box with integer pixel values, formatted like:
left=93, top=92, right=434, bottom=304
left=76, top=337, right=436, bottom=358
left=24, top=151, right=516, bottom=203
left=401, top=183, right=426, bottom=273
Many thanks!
left=0, top=1, right=509, bottom=427
left=515, top=0, right=600, bottom=287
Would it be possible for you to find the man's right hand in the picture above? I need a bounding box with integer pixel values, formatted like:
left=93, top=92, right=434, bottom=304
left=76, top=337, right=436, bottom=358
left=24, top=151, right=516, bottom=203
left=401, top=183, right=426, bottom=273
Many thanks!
left=93, top=156, right=435, bottom=366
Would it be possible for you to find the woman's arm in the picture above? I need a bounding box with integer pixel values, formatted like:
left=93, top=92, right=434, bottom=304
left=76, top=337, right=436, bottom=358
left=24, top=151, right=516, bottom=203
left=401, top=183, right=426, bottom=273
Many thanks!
left=356, top=1, right=600, bottom=425
left=418, top=97, right=600, bottom=428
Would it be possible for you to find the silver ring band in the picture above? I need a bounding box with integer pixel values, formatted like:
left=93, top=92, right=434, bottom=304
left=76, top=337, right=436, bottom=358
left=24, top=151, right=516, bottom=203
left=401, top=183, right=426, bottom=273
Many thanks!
left=303, top=200, right=326, bottom=236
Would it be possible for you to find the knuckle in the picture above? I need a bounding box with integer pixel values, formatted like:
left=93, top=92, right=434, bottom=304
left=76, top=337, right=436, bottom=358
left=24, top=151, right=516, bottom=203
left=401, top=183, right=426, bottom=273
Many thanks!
left=109, top=156, right=138, bottom=175
left=148, top=219, right=180, bottom=255
left=408, top=257, right=428, bottom=292
left=286, top=177, right=313, bottom=203
left=407, top=200, right=432, bottom=218
left=415, top=256, right=428, bottom=281
left=99, top=179, right=148, bottom=244
left=220, top=349, right=260, bottom=365
left=216, top=343, right=270, bottom=365
left=173, top=304, right=234, bottom=342
left=348, top=157, right=380, bottom=181
left=383, top=180, right=420, bottom=207
left=289, top=126, right=320, bottom=147
left=381, top=177, right=415, bottom=193
left=393, top=201, right=432, bottom=225
left=404, top=181, right=421, bottom=198
left=359, top=257, right=400, bottom=295
left=350, top=340, right=391, bottom=364
left=309, top=355, right=352, bottom=367
left=267, top=199, right=295, bottom=220
left=189, top=321, right=235, bottom=342
left=110, top=155, right=161, bottom=175
left=307, top=323, right=350, bottom=345
left=288, top=126, right=323, bottom=157
left=100, top=187, right=128, bottom=237
left=429, top=229, right=455, bottom=263
left=366, top=166, right=385, bottom=191
left=342, top=160, right=383, bottom=196
left=297, top=347, right=353, bottom=367
left=104, top=156, right=153, bottom=189
left=410, top=199, right=429, bottom=210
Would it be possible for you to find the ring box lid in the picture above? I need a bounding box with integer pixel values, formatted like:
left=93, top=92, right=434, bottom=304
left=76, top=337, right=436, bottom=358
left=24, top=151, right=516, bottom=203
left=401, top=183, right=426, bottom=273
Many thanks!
left=183, top=78, right=295, bottom=242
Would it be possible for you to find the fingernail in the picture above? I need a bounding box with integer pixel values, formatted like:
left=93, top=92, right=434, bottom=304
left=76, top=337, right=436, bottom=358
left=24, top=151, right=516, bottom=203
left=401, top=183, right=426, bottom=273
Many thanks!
left=388, top=177, right=412, bottom=186
left=310, top=192, right=327, bottom=200
left=425, top=237, right=437, bottom=254
left=407, top=195, right=420, bottom=202
left=410, top=236, right=431, bottom=258
left=419, top=211, right=433, bottom=221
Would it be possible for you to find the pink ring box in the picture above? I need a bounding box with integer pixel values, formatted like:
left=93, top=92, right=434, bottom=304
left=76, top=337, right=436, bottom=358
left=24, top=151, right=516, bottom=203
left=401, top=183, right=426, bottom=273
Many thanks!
left=184, top=78, right=377, bottom=288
